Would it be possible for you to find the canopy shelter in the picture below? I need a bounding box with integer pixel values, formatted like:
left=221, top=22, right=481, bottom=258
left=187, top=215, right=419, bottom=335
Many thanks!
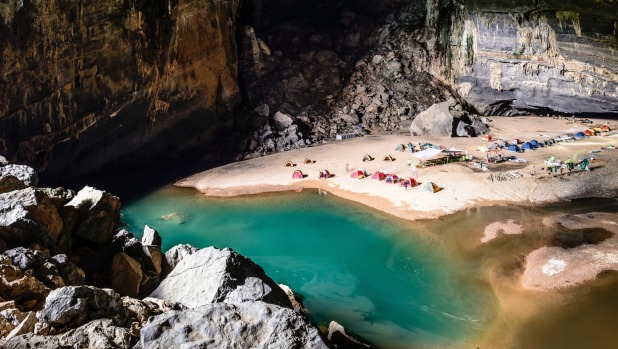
left=371, top=171, right=386, bottom=180
left=350, top=170, right=366, bottom=179
left=423, top=182, right=441, bottom=193
left=362, top=154, right=374, bottom=162
left=411, top=148, right=443, bottom=160
left=292, top=170, right=304, bottom=179
left=284, top=160, right=295, bottom=167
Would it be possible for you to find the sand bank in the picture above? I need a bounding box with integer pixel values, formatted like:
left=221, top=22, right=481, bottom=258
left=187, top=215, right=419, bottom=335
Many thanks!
left=178, top=116, right=618, bottom=221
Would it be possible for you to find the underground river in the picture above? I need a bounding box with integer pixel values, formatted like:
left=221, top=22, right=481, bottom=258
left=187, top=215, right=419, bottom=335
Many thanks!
left=120, top=185, right=618, bottom=348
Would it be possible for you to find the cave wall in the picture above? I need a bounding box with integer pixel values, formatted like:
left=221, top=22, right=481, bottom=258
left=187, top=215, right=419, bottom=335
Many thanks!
left=0, top=0, right=242, bottom=181
left=438, top=0, right=618, bottom=115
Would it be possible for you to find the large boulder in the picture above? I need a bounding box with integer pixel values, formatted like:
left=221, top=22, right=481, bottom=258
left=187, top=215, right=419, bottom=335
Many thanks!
left=141, top=301, right=331, bottom=349
left=63, top=186, right=120, bottom=246
left=0, top=255, right=50, bottom=310
left=37, top=286, right=125, bottom=332
left=273, top=111, right=294, bottom=131
left=141, top=225, right=162, bottom=247
left=162, top=244, right=198, bottom=277
left=409, top=102, right=455, bottom=137
left=0, top=165, right=38, bottom=193
left=150, top=247, right=292, bottom=309
left=110, top=252, right=143, bottom=298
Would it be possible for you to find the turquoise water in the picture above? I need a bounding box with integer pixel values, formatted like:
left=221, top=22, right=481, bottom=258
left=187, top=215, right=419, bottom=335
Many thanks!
left=120, top=186, right=492, bottom=348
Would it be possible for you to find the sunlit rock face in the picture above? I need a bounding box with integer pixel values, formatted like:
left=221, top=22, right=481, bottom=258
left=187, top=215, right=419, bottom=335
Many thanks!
left=440, top=0, right=618, bottom=116
left=0, top=0, right=242, bottom=181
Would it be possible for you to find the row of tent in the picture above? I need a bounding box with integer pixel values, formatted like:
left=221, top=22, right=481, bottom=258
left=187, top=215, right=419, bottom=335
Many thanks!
left=394, top=143, right=442, bottom=153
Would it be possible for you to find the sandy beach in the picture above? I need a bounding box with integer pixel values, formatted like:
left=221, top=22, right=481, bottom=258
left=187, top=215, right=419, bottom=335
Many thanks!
left=178, top=116, right=618, bottom=221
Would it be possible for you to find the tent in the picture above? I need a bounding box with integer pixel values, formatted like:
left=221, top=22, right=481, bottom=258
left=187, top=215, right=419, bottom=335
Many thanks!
left=481, top=134, right=494, bottom=142
left=583, top=130, right=593, bottom=136
left=498, top=140, right=508, bottom=148
left=521, top=142, right=533, bottom=150
left=574, top=132, right=585, bottom=139
left=350, top=170, right=366, bottom=179
left=406, top=143, right=416, bottom=153
left=395, top=144, right=406, bottom=152
left=488, top=143, right=499, bottom=150
left=547, top=138, right=556, bottom=145
left=362, top=154, right=374, bottom=162
left=510, top=139, right=520, bottom=145
left=601, top=125, right=611, bottom=132
left=284, top=160, right=295, bottom=167
left=409, top=177, right=418, bottom=187
left=507, top=144, right=520, bottom=152
left=371, top=171, right=386, bottom=180
left=593, top=128, right=603, bottom=134
left=423, top=182, right=441, bottom=193
left=292, top=170, right=304, bottom=179
left=588, top=128, right=598, bottom=135
left=383, top=155, right=395, bottom=161
left=476, top=145, right=488, bottom=152
left=385, top=174, right=399, bottom=184
left=304, top=158, right=315, bottom=164
left=529, top=140, right=539, bottom=148
left=319, top=169, right=331, bottom=179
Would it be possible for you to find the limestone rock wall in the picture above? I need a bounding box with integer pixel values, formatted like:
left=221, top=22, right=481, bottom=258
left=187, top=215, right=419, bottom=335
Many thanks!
left=430, top=0, right=618, bottom=116
left=0, top=0, right=242, bottom=181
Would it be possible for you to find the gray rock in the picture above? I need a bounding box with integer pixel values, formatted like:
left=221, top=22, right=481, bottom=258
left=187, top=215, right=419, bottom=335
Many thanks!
left=3, top=247, right=46, bottom=270
left=162, top=244, right=198, bottom=277
left=339, top=113, right=360, bottom=124
left=141, top=301, right=330, bottom=349
left=122, top=297, right=186, bottom=325
left=409, top=102, right=455, bottom=137
left=150, top=247, right=292, bottom=309
left=273, top=111, right=294, bottom=131
left=470, top=119, right=490, bottom=136
left=0, top=165, right=38, bottom=193
left=328, top=321, right=371, bottom=348
left=0, top=155, right=8, bottom=166
left=3, top=333, right=62, bottom=349
left=64, top=186, right=120, bottom=246
left=254, top=104, right=270, bottom=117
left=37, top=286, right=125, bottom=331
left=58, top=262, right=85, bottom=287
left=4, top=311, right=37, bottom=342
left=0, top=260, right=50, bottom=310
left=141, top=225, right=161, bottom=247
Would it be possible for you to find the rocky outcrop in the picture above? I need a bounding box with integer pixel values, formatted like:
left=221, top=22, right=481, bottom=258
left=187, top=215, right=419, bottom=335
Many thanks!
left=141, top=301, right=331, bottom=349
left=409, top=101, right=489, bottom=137
left=150, top=247, right=293, bottom=309
left=1, top=0, right=243, bottom=181
left=63, top=186, right=120, bottom=246
left=328, top=321, right=371, bottom=349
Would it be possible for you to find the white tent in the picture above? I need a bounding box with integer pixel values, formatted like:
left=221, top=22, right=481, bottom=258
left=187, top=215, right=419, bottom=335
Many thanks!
left=411, top=148, right=443, bottom=160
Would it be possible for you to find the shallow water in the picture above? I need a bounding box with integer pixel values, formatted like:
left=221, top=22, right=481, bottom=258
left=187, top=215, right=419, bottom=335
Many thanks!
left=120, top=186, right=618, bottom=348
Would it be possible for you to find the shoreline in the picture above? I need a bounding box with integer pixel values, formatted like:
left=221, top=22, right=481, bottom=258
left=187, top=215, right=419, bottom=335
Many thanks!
left=177, top=116, right=618, bottom=222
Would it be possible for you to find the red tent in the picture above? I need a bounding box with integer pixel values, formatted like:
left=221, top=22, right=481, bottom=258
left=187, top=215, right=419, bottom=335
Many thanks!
left=601, top=125, right=611, bottom=132
left=371, top=171, right=385, bottom=180
left=584, top=129, right=593, bottom=136
left=350, top=170, right=365, bottom=179
left=292, top=170, right=304, bottom=179
left=319, top=170, right=331, bottom=179
left=409, top=178, right=418, bottom=187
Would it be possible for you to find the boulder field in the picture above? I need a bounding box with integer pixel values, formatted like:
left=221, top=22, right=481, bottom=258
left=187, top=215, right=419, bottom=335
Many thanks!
left=0, top=161, right=368, bottom=348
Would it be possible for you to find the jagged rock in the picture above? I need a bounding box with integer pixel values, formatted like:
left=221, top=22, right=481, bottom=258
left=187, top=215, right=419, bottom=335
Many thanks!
left=122, top=297, right=186, bottom=325
left=112, top=230, right=145, bottom=257
left=34, top=262, right=65, bottom=289
left=254, top=104, right=270, bottom=117
left=409, top=102, right=455, bottom=137
left=0, top=257, right=50, bottom=310
left=63, top=186, right=120, bottom=246
left=4, top=319, right=131, bottom=349
left=4, top=311, right=37, bottom=342
left=150, top=247, right=292, bottom=309
left=141, top=301, right=330, bottom=349
left=141, top=226, right=162, bottom=247
left=162, top=244, right=198, bottom=277
left=328, top=321, right=371, bottom=348
left=57, top=262, right=85, bottom=287
left=278, top=284, right=304, bottom=313
left=0, top=156, right=8, bottom=166
left=111, top=253, right=143, bottom=297
left=37, top=286, right=125, bottom=331
left=273, top=111, right=294, bottom=131
left=3, top=247, right=46, bottom=270
left=0, top=165, right=38, bottom=193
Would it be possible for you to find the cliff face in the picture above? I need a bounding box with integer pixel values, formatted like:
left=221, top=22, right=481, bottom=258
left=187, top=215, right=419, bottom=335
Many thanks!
left=433, top=0, right=618, bottom=115
left=0, top=0, right=242, bottom=181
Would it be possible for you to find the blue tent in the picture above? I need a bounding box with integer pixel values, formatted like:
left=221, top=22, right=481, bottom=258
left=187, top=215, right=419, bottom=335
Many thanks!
left=574, top=132, right=585, bottom=139
left=529, top=140, right=539, bottom=148
left=521, top=142, right=533, bottom=150
left=508, top=144, right=520, bottom=152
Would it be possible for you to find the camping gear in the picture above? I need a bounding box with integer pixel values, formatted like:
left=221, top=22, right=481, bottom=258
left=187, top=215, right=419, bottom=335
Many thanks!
left=423, top=182, right=441, bottom=193
left=406, top=143, right=415, bottom=153
left=284, top=161, right=295, bottom=167
left=521, top=142, right=533, bottom=150
left=350, top=170, right=366, bottom=179
left=477, top=145, right=488, bottom=152
left=488, top=143, right=499, bottom=150
left=383, top=155, right=395, bottom=161
left=601, top=125, right=611, bottom=132
left=395, top=144, right=406, bottom=152
left=583, top=130, right=593, bottom=136
left=481, top=134, right=494, bottom=142
left=547, top=138, right=555, bottom=145
left=587, top=129, right=598, bottom=135
left=292, top=170, right=304, bottom=179
left=574, top=132, right=585, bottom=139
left=385, top=174, right=399, bottom=184
left=498, top=140, right=508, bottom=148
left=529, top=140, right=539, bottom=148
left=507, top=144, right=520, bottom=152
left=362, top=154, right=374, bottom=162
left=409, top=178, right=418, bottom=187
left=510, top=139, right=520, bottom=145
left=304, top=158, right=315, bottom=164
left=371, top=171, right=386, bottom=180
left=319, top=170, right=331, bottom=179
left=411, top=148, right=442, bottom=160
